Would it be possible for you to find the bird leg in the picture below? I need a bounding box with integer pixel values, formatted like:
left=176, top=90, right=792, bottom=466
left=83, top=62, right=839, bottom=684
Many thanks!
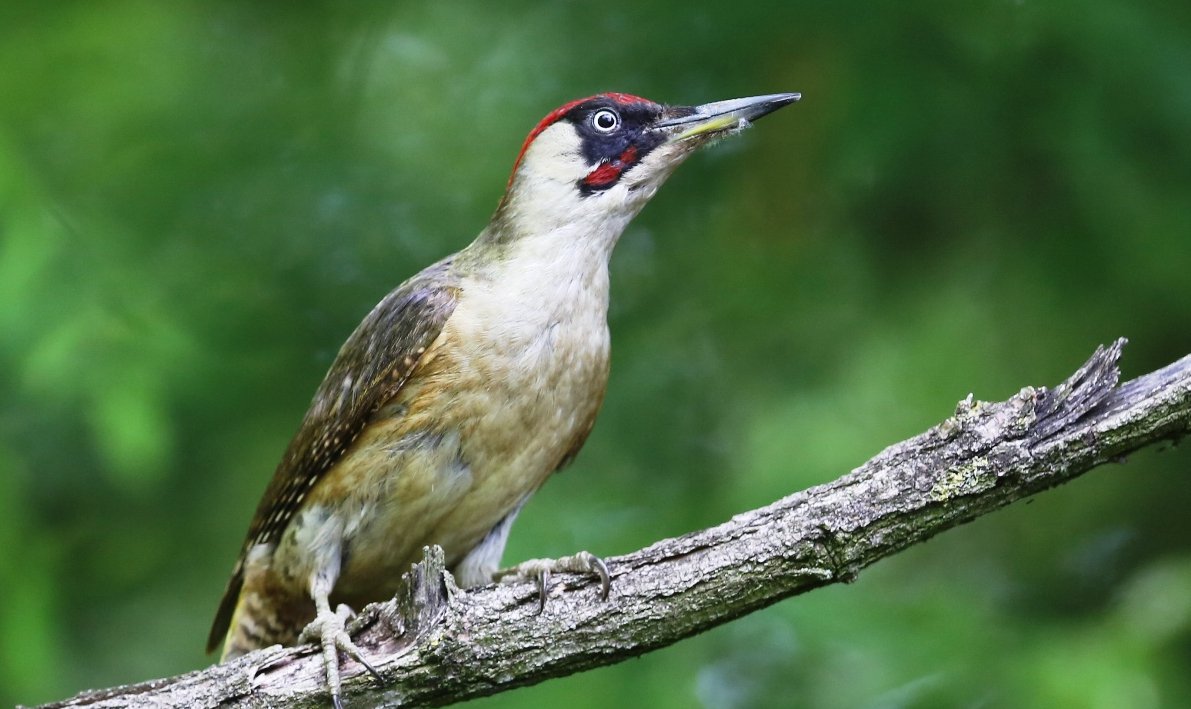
left=495, top=551, right=610, bottom=612
left=298, top=588, right=383, bottom=709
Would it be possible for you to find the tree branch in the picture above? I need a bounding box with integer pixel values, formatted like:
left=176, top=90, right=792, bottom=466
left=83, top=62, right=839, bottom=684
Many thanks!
left=35, top=338, right=1191, bottom=709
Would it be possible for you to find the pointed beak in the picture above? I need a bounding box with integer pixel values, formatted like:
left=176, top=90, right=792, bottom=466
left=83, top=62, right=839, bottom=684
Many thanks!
left=654, top=92, right=801, bottom=142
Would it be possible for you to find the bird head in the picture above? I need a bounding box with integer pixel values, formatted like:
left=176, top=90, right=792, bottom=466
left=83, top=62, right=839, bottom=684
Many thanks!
left=492, top=92, right=800, bottom=241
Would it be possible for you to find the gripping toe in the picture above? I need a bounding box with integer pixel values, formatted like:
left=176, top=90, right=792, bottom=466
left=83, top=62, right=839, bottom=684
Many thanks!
left=496, top=550, right=611, bottom=610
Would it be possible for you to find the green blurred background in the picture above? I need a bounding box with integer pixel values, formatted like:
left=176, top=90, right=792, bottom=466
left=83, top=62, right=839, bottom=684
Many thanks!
left=2, top=1, right=1190, bottom=707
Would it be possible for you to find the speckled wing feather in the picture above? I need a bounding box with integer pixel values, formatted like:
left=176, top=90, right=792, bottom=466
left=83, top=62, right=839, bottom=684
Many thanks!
left=207, top=257, right=459, bottom=652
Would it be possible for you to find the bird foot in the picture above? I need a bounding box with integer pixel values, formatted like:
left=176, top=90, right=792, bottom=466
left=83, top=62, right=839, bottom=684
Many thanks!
left=495, top=551, right=611, bottom=612
left=298, top=603, right=383, bottom=709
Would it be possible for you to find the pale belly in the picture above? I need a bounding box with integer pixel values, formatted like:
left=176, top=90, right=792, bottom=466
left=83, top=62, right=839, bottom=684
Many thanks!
left=279, top=300, right=611, bottom=608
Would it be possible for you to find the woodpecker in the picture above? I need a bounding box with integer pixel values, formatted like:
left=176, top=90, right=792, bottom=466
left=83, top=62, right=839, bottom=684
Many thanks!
left=208, top=91, right=799, bottom=706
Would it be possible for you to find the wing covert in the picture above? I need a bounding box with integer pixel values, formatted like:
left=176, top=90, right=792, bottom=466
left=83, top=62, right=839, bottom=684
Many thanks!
left=207, top=257, right=459, bottom=652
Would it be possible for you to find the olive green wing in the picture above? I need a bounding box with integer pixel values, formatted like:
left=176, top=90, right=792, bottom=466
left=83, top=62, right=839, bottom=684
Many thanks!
left=207, top=258, right=459, bottom=653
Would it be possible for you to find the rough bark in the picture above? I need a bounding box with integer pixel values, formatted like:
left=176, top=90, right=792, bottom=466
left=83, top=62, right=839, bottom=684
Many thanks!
left=34, top=339, right=1191, bottom=709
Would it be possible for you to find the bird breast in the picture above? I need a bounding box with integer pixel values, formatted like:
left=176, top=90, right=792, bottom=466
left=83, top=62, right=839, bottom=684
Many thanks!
left=444, top=237, right=613, bottom=473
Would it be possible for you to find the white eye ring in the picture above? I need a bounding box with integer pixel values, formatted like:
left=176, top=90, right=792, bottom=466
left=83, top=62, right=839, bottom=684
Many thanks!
left=591, top=109, right=620, bottom=133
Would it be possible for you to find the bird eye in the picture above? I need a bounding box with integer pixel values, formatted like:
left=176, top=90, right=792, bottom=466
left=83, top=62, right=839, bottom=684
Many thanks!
left=591, top=109, right=620, bottom=133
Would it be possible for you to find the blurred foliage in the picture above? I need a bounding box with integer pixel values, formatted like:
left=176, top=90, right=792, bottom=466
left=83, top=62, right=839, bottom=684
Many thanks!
left=2, top=1, right=1190, bottom=707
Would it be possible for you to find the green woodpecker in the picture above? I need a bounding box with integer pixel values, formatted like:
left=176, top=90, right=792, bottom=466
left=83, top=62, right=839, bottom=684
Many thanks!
left=209, top=91, right=799, bottom=707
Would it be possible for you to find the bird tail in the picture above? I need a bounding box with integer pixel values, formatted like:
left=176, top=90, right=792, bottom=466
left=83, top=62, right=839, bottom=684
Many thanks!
left=208, top=559, right=310, bottom=659
left=207, top=561, right=245, bottom=657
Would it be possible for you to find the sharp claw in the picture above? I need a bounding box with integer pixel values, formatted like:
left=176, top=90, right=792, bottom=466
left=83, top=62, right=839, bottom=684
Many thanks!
left=333, top=694, right=345, bottom=709
left=335, top=634, right=384, bottom=685
left=536, top=567, right=551, bottom=614
left=352, top=651, right=384, bottom=685
left=591, top=555, right=611, bottom=600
